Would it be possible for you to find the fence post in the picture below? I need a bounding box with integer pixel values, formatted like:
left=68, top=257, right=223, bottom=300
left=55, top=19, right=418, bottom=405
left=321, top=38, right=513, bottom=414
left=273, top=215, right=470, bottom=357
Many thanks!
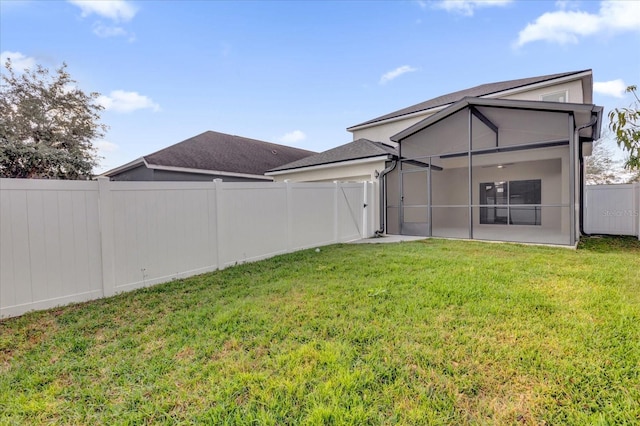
left=285, top=180, right=293, bottom=252
left=334, top=181, right=340, bottom=243
left=362, top=181, right=368, bottom=239
left=214, top=179, right=225, bottom=269
left=97, top=177, right=116, bottom=297
left=636, top=183, right=640, bottom=240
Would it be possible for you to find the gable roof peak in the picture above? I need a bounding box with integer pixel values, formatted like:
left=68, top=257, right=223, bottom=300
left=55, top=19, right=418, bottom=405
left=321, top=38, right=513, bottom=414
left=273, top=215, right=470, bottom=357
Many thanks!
left=348, top=69, right=592, bottom=130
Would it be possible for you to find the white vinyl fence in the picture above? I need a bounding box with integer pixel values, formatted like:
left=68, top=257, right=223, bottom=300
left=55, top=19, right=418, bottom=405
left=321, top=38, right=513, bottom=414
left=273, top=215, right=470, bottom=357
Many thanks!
left=1, top=178, right=374, bottom=318
left=584, top=183, right=640, bottom=238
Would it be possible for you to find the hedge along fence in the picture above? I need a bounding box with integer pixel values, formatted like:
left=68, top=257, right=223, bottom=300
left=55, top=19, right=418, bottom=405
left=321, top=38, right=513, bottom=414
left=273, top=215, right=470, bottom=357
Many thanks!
left=1, top=178, right=374, bottom=318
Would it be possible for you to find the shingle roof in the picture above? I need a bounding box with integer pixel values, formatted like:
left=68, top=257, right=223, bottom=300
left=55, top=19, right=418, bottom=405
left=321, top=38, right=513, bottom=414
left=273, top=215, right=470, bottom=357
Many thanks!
left=348, top=69, right=591, bottom=129
left=139, top=130, right=315, bottom=176
left=268, top=138, right=397, bottom=173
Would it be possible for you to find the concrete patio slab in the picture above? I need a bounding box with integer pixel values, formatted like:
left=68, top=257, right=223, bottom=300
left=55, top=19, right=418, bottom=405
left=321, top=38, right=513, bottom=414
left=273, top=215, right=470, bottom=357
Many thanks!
left=350, top=235, right=428, bottom=244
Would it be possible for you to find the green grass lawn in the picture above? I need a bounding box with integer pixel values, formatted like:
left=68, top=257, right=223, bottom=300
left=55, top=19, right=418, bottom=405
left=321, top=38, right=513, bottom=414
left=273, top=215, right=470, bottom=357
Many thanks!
left=1, top=237, right=639, bottom=425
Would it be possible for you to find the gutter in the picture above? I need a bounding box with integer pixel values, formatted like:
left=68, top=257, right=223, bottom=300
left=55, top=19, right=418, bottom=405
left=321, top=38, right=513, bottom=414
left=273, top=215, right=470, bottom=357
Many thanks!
left=266, top=155, right=392, bottom=176
left=147, top=164, right=273, bottom=180
left=577, top=115, right=600, bottom=238
left=374, top=159, right=397, bottom=236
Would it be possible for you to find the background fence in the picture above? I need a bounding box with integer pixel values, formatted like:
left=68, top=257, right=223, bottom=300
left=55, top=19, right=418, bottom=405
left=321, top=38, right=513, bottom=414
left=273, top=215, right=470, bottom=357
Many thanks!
left=3, top=180, right=636, bottom=318
left=584, top=183, right=640, bottom=238
left=1, top=178, right=374, bottom=318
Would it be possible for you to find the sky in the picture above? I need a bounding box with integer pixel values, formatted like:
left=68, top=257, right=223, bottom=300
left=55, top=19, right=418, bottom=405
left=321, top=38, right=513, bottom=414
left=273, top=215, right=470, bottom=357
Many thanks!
left=1, top=0, right=639, bottom=173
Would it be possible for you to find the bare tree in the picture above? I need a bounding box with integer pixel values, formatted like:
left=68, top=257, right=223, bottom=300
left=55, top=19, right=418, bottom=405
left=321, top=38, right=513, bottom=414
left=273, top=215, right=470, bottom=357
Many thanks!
left=585, top=137, right=624, bottom=185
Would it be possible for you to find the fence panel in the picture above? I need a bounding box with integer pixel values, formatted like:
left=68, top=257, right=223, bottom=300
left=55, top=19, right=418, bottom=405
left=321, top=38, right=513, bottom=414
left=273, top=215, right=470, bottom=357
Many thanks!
left=108, top=182, right=219, bottom=293
left=290, top=183, right=339, bottom=250
left=0, top=180, right=103, bottom=317
left=337, top=183, right=365, bottom=242
left=217, top=182, right=289, bottom=267
left=585, top=184, right=639, bottom=237
left=1, top=179, right=372, bottom=318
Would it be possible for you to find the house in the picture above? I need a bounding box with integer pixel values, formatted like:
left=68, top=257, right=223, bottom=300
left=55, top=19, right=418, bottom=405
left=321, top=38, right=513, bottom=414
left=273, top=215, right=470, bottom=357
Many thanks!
left=103, top=130, right=316, bottom=182
left=267, top=138, right=397, bottom=183
left=271, top=70, right=602, bottom=245
left=267, top=139, right=397, bottom=234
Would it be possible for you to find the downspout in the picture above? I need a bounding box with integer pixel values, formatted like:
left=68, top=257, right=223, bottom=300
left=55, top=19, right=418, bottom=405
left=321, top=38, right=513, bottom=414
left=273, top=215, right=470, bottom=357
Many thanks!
left=375, top=159, right=397, bottom=236
left=577, top=116, right=599, bottom=237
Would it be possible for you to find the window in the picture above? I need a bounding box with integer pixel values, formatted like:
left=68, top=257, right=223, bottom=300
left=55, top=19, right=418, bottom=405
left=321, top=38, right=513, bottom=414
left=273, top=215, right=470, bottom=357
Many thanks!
left=480, top=179, right=541, bottom=225
left=541, top=91, right=568, bottom=103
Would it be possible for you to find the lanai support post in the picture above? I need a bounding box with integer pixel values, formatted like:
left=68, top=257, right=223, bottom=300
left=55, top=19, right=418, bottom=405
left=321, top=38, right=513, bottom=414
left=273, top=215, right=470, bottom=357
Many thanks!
left=468, top=107, right=473, bottom=240
left=568, top=113, right=576, bottom=246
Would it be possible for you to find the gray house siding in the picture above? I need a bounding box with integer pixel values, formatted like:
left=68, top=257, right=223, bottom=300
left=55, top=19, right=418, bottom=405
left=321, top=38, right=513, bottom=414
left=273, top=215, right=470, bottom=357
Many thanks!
left=152, top=169, right=268, bottom=182
left=108, top=164, right=154, bottom=181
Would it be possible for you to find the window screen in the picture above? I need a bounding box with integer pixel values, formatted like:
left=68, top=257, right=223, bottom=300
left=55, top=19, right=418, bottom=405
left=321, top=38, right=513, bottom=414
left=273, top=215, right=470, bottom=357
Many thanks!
left=480, top=179, right=541, bottom=225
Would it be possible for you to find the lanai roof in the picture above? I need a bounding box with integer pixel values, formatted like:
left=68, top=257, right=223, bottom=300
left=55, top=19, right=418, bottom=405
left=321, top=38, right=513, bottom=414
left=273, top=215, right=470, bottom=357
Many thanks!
left=268, top=138, right=397, bottom=173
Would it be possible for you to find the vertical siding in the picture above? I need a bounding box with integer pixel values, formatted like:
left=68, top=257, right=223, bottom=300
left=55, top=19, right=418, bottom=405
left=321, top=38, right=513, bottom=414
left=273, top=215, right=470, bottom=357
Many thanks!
left=290, top=183, right=337, bottom=249
left=108, top=182, right=220, bottom=292
left=0, top=180, right=103, bottom=316
left=585, top=184, right=639, bottom=236
left=338, top=183, right=365, bottom=242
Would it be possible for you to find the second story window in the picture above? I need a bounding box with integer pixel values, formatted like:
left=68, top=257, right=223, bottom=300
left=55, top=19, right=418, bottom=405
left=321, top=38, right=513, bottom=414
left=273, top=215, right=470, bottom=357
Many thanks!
left=541, top=91, right=569, bottom=103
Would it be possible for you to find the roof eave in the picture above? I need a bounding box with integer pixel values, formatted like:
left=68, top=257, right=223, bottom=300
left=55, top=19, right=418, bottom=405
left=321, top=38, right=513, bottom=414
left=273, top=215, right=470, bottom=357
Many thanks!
left=265, top=154, right=394, bottom=176
left=146, top=163, right=273, bottom=180
left=101, top=157, right=147, bottom=177
left=349, top=70, right=594, bottom=132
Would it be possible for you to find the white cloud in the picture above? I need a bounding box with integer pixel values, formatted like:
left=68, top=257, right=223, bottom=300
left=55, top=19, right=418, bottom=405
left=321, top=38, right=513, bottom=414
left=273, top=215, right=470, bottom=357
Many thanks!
left=97, top=90, right=160, bottom=113
left=92, top=23, right=136, bottom=41
left=516, top=10, right=600, bottom=46
left=92, top=22, right=127, bottom=38
left=379, top=65, right=417, bottom=85
left=594, top=79, right=628, bottom=98
left=279, top=130, right=307, bottom=144
left=515, top=1, right=640, bottom=47
left=433, top=0, right=512, bottom=16
left=0, top=51, right=36, bottom=71
left=95, top=140, right=119, bottom=153
left=68, top=0, right=137, bottom=22
left=554, top=0, right=580, bottom=10
left=599, top=0, right=640, bottom=31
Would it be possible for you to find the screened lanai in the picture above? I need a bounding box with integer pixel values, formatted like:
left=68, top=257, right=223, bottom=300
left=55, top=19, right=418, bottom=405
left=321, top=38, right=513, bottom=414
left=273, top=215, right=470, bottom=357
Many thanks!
left=386, top=97, right=602, bottom=246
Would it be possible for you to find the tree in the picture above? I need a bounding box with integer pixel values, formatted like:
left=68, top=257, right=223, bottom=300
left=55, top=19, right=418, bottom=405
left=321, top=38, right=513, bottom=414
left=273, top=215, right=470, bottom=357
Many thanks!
left=627, top=169, right=640, bottom=183
left=0, top=59, right=107, bottom=179
left=608, top=85, right=640, bottom=170
left=585, top=137, right=623, bottom=185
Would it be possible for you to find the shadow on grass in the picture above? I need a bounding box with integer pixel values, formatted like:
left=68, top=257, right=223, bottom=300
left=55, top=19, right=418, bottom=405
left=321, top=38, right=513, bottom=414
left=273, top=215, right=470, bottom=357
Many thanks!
left=578, top=235, right=640, bottom=253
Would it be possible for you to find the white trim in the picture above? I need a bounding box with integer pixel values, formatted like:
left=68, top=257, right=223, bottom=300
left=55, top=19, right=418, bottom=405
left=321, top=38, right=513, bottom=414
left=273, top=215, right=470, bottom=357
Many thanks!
left=147, top=164, right=274, bottom=180
left=347, top=71, right=592, bottom=132
left=101, top=157, right=273, bottom=180
left=265, top=155, right=391, bottom=176
left=347, top=107, right=447, bottom=132
left=100, top=157, right=147, bottom=177
left=485, top=71, right=589, bottom=100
